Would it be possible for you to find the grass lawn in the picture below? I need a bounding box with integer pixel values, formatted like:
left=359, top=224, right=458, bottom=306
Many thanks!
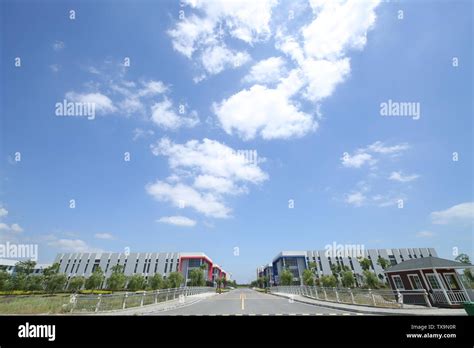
left=0, top=294, right=72, bottom=314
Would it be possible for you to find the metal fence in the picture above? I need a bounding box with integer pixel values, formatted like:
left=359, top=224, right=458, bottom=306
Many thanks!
left=69, top=287, right=214, bottom=313
left=270, top=286, right=432, bottom=308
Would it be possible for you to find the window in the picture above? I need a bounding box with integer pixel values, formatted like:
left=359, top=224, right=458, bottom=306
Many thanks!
left=426, top=274, right=441, bottom=290
left=388, top=255, right=397, bottom=266
left=392, top=275, right=405, bottom=290
left=443, top=274, right=460, bottom=290
left=408, top=274, right=423, bottom=289
left=188, top=259, right=201, bottom=267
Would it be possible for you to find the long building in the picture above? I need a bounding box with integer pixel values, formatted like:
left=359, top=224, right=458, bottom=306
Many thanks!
left=260, top=247, right=438, bottom=286
left=54, top=251, right=228, bottom=288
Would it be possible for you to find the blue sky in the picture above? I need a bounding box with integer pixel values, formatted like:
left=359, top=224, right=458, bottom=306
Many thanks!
left=0, top=0, right=472, bottom=282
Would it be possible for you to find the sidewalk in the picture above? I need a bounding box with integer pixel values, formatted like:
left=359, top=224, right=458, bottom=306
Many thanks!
left=271, top=292, right=467, bottom=316
left=83, top=292, right=217, bottom=315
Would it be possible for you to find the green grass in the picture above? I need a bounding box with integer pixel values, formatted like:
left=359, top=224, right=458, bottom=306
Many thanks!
left=0, top=294, right=72, bottom=314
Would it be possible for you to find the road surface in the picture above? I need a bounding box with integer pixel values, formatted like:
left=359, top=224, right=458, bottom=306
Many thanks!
left=149, top=288, right=360, bottom=316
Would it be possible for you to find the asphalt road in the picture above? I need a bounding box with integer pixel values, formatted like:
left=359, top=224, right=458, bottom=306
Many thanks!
left=150, top=288, right=359, bottom=316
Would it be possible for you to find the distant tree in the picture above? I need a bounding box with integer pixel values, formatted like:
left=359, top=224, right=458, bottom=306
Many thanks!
left=44, top=274, right=67, bottom=293
left=302, top=269, right=314, bottom=286
left=107, top=265, right=126, bottom=291
left=0, top=271, right=11, bottom=291
left=85, top=267, right=104, bottom=290
left=149, top=273, right=164, bottom=290
left=257, top=276, right=265, bottom=288
left=26, top=275, right=44, bottom=291
left=363, top=270, right=380, bottom=289
left=68, top=276, right=85, bottom=292
left=127, top=275, right=146, bottom=291
left=308, top=261, right=318, bottom=286
left=11, top=274, right=28, bottom=291
left=189, top=269, right=205, bottom=286
left=280, top=269, right=293, bottom=286
left=15, top=260, right=37, bottom=275
left=358, top=258, right=372, bottom=272
left=455, top=254, right=474, bottom=284
left=330, top=264, right=350, bottom=285
left=320, top=275, right=337, bottom=287
left=167, top=272, right=184, bottom=288
left=341, top=271, right=355, bottom=288
left=42, top=263, right=60, bottom=277
left=376, top=257, right=390, bottom=270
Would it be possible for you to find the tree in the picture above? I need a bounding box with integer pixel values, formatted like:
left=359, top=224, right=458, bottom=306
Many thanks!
left=0, top=271, right=11, bottom=291
left=257, top=276, right=265, bottom=288
left=149, top=273, right=164, bottom=290
left=302, top=269, right=314, bottom=286
left=280, top=269, right=293, bottom=286
left=107, top=265, right=126, bottom=291
left=68, top=276, right=85, bottom=292
left=26, top=275, right=44, bottom=291
left=376, top=257, right=390, bottom=270
left=43, top=263, right=60, bottom=277
left=14, top=260, right=36, bottom=275
left=44, top=274, right=67, bottom=293
left=85, top=267, right=104, bottom=290
left=358, top=258, right=372, bottom=272
left=455, top=254, right=474, bottom=284
left=308, top=261, right=318, bottom=286
left=330, top=264, right=350, bottom=286
left=363, top=270, right=380, bottom=289
left=189, top=268, right=205, bottom=286
left=320, top=275, right=337, bottom=287
left=127, top=275, right=146, bottom=291
left=167, top=272, right=184, bottom=288
left=341, top=271, right=355, bottom=288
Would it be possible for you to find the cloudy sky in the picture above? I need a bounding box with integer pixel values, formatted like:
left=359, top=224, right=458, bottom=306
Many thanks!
left=1, top=0, right=472, bottom=282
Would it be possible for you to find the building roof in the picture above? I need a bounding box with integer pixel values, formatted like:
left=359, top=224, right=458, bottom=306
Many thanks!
left=385, top=256, right=472, bottom=273
left=272, top=251, right=306, bottom=263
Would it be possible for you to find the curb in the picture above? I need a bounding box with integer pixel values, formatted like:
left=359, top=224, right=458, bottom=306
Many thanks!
left=268, top=292, right=426, bottom=316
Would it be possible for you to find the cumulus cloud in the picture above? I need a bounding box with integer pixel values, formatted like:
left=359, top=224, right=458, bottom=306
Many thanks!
left=0, top=222, right=23, bottom=233
left=341, top=141, right=409, bottom=169
left=0, top=207, right=8, bottom=218
left=344, top=192, right=366, bottom=207
left=151, top=98, right=199, bottom=130
left=243, top=56, right=286, bottom=84
left=65, top=91, right=117, bottom=114
left=168, top=0, right=277, bottom=78
left=157, top=216, right=197, bottom=227
left=389, top=171, right=419, bottom=183
left=213, top=84, right=317, bottom=140
left=430, top=202, right=474, bottom=225
left=208, top=0, right=381, bottom=140
left=148, top=137, right=268, bottom=218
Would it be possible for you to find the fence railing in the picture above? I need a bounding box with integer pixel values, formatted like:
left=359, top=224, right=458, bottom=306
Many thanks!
left=270, top=286, right=432, bottom=308
left=69, top=287, right=214, bottom=313
left=432, top=289, right=470, bottom=305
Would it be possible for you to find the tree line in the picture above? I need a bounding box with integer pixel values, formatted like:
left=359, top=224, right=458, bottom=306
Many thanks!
left=0, top=261, right=231, bottom=294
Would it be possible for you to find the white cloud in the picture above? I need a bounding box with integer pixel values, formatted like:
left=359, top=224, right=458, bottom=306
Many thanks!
left=301, top=58, right=351, bottom=102
left=416, top=231, right=434, bottom=238
left=48, top=238, right=103, bottom=253
left=201, top=45, right=250, bottom=75
left=52, top=40, right=65, bottom=51
left=430, top=202, right=474, bottom=225
left=65, top=91, right=116, bottom=114
left=367, top=141, right=410, bottom=155
left=341, top=141, right=409, bottom=169
left=345, top=192, right=366, bottom=207
left=389, top=171, right=419, bottom=183
left=146, top=181, right=231, bottom=218
left=302, top=0, right=380, bottom=60
left=0, top=207, right=8, bottom=218
left=243, top=56, right=286, bottom=84
left=151, top=98, right=199, bottom=130
left=132, top=128, right=155, bottom=141
left=94, top=233, right=115, bottom=240
left=167, top=0, right=277, bottom=77
left=148, top=137, right=268, bottom=218
left=157, top=216, right=197, bottom=227
left=341, top=152, right=374, bottom=169
left=213, top=84, right=317, bottom=140
left=0, top=222, right=23, bottom=233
